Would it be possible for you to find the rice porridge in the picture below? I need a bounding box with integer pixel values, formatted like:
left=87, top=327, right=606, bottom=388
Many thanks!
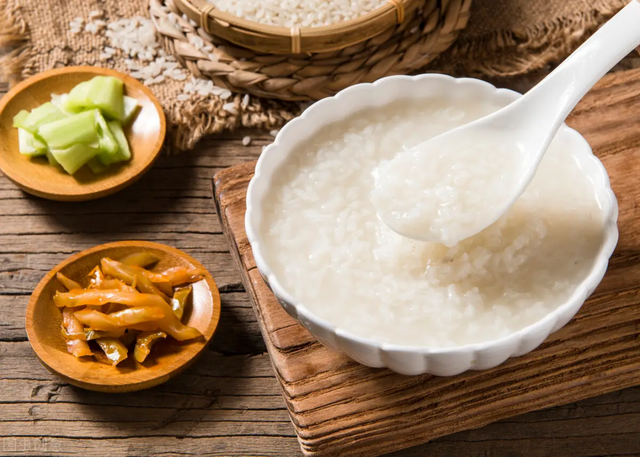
left=372, top=131, right=526, bottom=246
left=260, top=97, right=605, bottom=348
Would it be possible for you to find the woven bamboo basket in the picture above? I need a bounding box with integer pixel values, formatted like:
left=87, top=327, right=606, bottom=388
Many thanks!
left=171, top=0, right=421, bottom=54
left=151, top=0, right=473, bottom=101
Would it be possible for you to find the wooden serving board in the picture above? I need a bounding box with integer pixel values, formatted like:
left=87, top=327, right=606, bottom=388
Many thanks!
left=213, top=68, right=640, bottom=457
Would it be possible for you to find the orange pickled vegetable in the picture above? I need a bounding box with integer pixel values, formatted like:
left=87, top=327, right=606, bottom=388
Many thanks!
left=54, top=290, right=167, bottom=308
left=87, top=266, right=105, bottom=289
left=85, top=328, right=125, bottom=340
left=67, top=290, right=199, bottom=341
left=62, top=307, right=92, bottom=357
left=159, top=319, right=201, bottom=341
left=134, top=272, right=170, bottom=303
left=54, top=289, right=201, bottom=341
left=56, top=272, right=82, bottom=291
left=151, top=279, right=173, bottom=296
left=128, top=322, right=160, bottom=332
left=105, top=303, right=127, bottom=314
left=95, top=338, right=128, bottom=366
left=120, top=251, right=160, bottom=268
left=119, top=329, right=140, bottom=348
left=171, top=286, right=192, bottom=320
left=99, top=278, right=136, bottom=292
left=134, top=331, right=166, bottom=363
left=74, top=307, right=164, bottom=331
left=55, top=252, right=208, bottom=367
left=62, top=327, right=86, bottom=340
left=160, top=267, right=207, bottom=287
left=101, top=258, right=173, bottom=295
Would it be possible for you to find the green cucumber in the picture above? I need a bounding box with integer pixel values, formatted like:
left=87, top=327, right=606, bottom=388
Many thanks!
left=14, top=103, right=66, bottom=134
left=13, top=76, right=133, bottom=175
left=107, top=121, right=131, bottom=162
left=46, top=150, right=61, bottom=167
left=87, top=157, right=108, bottom=174
left=122, top=96, right=140, bottom=125
left=50, top=93, right=73, bottom=116
left=65, top=76, right=124, bottom=121
left=37, top=110, right=100, bottom=150
left=50, top=143, right=100, bottom=175
left=12, top=110, right=29, bottom=127
left=63, top=81, right=91, bottom=113
left=18, top=128, right=47, bottom=156
left=95, top=111, right=119, bottom=156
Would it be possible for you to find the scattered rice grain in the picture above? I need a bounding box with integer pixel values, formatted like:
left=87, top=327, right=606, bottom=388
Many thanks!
left=222, top=102, right=237, bottom=114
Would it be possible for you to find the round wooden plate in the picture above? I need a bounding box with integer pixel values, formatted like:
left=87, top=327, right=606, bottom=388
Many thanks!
left=0, top=67, right=166, bottom=201
left=25, top=241, right=221, bottom=393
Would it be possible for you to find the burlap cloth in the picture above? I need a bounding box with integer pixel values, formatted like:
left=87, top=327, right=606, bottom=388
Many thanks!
left=0, top=0, right=629, bottom=151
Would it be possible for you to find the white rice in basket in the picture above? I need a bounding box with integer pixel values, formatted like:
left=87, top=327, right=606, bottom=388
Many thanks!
left=207, top=0, right=387, bottom=28
left=260, top=96, right=605, bottom=348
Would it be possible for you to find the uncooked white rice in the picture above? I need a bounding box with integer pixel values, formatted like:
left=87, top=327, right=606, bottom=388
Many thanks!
left=261, top=97, right=605, bottom=348
left=222, top=102, right=238, bottom=114
left=207, top=0, right=387, bottom=28
left=69, top=12, right=311, bottom=111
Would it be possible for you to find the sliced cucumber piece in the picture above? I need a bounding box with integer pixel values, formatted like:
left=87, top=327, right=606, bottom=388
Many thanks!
left=46, top=150, right=60, bottom=167
left=50, top=93, right=73, bottom=116
left=37, top=110, right=100, bottom=150
left=14, top=103, right=66, bottom=134
left=63, top=81, right=92, bottom=113
left=18, top=128, right=48, bottom=156
left=107, top=121, right=131, bottom=162
left=95, top=111, right=119, bottom=156
left=51, top=143, right=100, bottom=175
left=65, top=76, right=124, bottom=121
left=122, top=96, right=140, bottom=125
left=87, top=157, right=108, bottom=174
left=13, top=110, right=29, bottom=128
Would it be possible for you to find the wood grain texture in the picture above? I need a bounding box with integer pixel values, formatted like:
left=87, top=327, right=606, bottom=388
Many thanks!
left=0, top=67, right=166, bottom=201
left=1, top=79, right=640, bottom=457
left=213, top=67, right=640, bottom=456
left=26, top=241, right=221, bottom=393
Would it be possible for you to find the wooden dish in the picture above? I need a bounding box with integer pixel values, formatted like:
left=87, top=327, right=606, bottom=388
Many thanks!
left=25, top=241, right=221, bottom=393
left=0, top=67, right=166, bottom=201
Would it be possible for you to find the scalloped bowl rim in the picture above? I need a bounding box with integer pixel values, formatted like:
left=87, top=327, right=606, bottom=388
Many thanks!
left=245, top=74, right=619, bottom=367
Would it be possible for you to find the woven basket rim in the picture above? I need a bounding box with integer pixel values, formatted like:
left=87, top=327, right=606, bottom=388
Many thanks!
left=152, top=0, right=473, bottom=101
left=174, top=0, right=421, bottom=53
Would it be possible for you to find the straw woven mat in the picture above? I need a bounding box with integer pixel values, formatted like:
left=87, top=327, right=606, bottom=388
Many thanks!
left=0, top=0, right=629, bottom=151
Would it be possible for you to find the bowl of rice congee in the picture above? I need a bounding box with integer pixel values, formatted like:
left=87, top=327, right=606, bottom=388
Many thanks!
left=245, top=75, right=619, bottom=376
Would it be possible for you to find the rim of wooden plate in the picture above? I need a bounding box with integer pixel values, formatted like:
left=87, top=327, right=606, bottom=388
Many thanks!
left=25, top=241, right=221, bottom=393
left=0, top=67, right=166, bottom=201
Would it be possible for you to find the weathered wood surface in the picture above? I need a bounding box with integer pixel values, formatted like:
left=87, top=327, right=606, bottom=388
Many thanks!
left=1, top=68, right=640, bottom=457
left=213, top=68, right=640, bottom=456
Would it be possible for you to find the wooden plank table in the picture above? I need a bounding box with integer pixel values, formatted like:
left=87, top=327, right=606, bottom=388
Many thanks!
left=1, top=82, right=640, bottom=456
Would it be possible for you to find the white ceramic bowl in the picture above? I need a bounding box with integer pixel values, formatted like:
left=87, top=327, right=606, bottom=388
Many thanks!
left=245, top=75, right=619, bottom=376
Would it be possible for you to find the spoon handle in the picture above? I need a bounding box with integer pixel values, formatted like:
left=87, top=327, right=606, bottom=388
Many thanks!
left=513, top=0, right=640, bottom=141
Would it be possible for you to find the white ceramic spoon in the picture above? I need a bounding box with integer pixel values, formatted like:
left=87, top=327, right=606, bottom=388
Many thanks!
left=373, top=0, right=640, bottom=246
